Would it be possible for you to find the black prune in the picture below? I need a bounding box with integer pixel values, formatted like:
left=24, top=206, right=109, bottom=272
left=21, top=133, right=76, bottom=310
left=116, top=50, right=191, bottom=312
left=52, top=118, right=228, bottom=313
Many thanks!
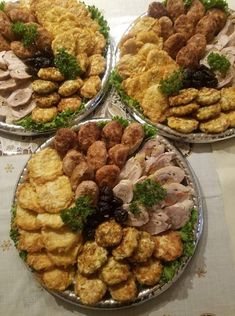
left=100, top=186, right=113, bottom=197
left=114, top=207, right=128, bottom=224
left=24, top=56, right=54, bottom=71
left=83, top=225, right=95, bottom=240
left=99, top=194, right=113, bottom=202
left=112, top=197, right=123, bottom=208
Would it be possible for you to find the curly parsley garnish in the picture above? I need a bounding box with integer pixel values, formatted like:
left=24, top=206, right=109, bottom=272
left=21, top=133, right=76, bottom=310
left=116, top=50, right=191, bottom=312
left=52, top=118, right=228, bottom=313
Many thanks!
left=87, top=5, right=110, bottom=39
left=0, top=1, right=5, bottom=11
left=201, top=0, right=228, bottom=13
left=61, top=196, right=95, bottom=232
left=54, top=48, right=82, bottom=80
left=130, top=179, right=166, bottom=214
left=143, top=123, right=157, bottom=139
left=207, top=52, right=231, bottom=76
left=11, top=22, right=38, bottom=48
left=160, top=69, right=184, bottom=96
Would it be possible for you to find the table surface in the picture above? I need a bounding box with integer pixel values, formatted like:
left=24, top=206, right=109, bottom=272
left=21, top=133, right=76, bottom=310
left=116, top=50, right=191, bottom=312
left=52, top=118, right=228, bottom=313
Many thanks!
left=1, top=1, right=235, bottom=316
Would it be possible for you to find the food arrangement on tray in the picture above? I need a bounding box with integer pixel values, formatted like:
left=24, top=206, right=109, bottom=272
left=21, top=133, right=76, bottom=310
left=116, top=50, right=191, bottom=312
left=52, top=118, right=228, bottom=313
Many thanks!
left=112, top=0, right=235, bottom=141
left=0, top=0, right=111, bottom=134
left=10, top=117, right=202, bottom=308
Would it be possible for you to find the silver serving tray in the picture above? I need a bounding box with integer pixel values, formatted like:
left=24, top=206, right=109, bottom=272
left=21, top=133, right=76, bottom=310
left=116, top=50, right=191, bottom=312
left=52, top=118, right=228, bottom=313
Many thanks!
left=114, top=13, right=235, bottom=143
left=12, top=118, right=203, bottom=309
left=0, top=42, right=113, bottom=136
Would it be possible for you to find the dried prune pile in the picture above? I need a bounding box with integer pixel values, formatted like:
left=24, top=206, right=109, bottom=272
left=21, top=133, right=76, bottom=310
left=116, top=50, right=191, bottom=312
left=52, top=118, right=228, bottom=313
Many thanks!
left=183, top=65, right=218, bottom=89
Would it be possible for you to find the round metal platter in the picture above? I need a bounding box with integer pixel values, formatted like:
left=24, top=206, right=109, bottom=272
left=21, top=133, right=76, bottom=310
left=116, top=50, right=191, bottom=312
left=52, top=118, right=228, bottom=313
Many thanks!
left=114, top=12, right=235, bottom=144
left=12, top=118, right=203, bottom=309
left=0, top=43, right=113, bottom=136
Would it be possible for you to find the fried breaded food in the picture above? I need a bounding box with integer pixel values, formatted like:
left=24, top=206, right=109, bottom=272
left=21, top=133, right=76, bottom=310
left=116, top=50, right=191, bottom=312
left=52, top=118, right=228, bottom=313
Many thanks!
left=57, top=96, right=82, bottom=112
left=120, top=36, right=143, bottom=57
left=136, top=30, right=163, bottom=48
left=35, top=176, right=73, bottom=213
left=134, top=258, right=163, bottom=286
left=206, top=8, right=227, bottom=33
left=95, top=165, right=120, bottom=189
left=70, top=161, right=94, bottom=191
left=0, top=34, right=10, bottom=51
left=225, top=110, right=235, bottom=128
left=75, top=180, right=99, bottom=205
left=153, top=231, right=183, bottom=261
left=42, top=227, right=82, bottom=253
left=117, top=53, right=146, bottom=79
left=15, top=205, right=41, bottom=231
left=187, top=0, right=206, bottom=25
left=130, top=16, right=161, bottom=36
left=141, top=84, right=169, bottom=123
left=87, top=141, right=108, bottom=171
left=37, top=67, right=64, bottom=81
left=34, top=92, right=60, bottom=108
left=145, top=48, right=179, bottom=73
left=48, top=245, right=82, bottom=267
left=58, top=79, right=82, bottom=97
left=109, top=275, right=137, bottom=302
left=73, top=27, right=95, bottom=56
left=27, top=252, right=54, bottom=271
left=187, top=34, right=207, bottom=59
left=75, top=274, right=107, bottom=305
left=52, top=30, right=77, bottom=55
left=100, top=257, right=130, bottom=286
left=167, top=103, right=199, bottom=116
left=40, top=268, right=74, bottom=291
left=129, top=231, right=154, bottom=263
left=78, top=122, right=101, bottom=152
left=93, top=31, right=106, bottom=55
left=195, top=103, right=221, bottom=121
left=62, top=149, right=85, bottom=177
left=199, top=113, right=229, bottom=133
left=95, top=220, right=123, bottom=248
left=77, top=241, right=108, bottom=275
left=159, top=16, right=174, bottom=41
left=197, top=87, right=221, bottom=105
left=32, top=80, right=58, bottom=95
left=166, top=0, right=185, bottom=21
left=101, top=120, right=123, bottom=149
left=108, top=144, right=129, bottom=168
left=77, top=52, right=89, bottom=72
left=220, top=87, right=235, bottom=112
left=37, top=213, right=64, bottom=229
left=32, top=107, right=58, bottom=123
left=17, top=183, right=44, bottom=213
left=80, top=75, right=101, bottom=99
left=167, top=116, right=199, bottom=133
left=174, top=14, right=195, bottom=40
left=28, top=148, right=63, bottom=184
left=163, top=33, right=187, bottom=59
left=11, top=41, right=35, bottom=58
left=196, top=15, right=217, bottom=42
left=54, top=128, right=77, bottom=157
left=176, top=45, right=199, bottom=68
left=169, top=88, right=198, bottom=106
left=87, top=54, right=106, bottom=76
left=112, top=227, right=140, bottom=260
left=121, top=122, right=144, bottom=155
left=148, top=2, right=168, bottom=18
left=18, top=230, right=44, bottom=253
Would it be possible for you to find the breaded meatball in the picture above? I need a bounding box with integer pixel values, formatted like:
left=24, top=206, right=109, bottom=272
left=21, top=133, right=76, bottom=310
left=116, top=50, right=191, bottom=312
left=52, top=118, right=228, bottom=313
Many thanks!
left=0, top=34, right=10, bottom=51
left=159, top=16, right=174, bottom=41
left=112, top=227, right=140, bottom=260
left=102, top=120, right=123, bottom=149
left=40, top=268, right=74, bottom=291
left=163, top=33, right=187, bottom=59
left=206, top=8, right=227, bottom=33
left=75, top=274, right=107, bottom=305
left=37, top=67, right=64, bottom=82
left=148, top=2, right=168, bottom=19
left=58, top=79, right=82, bottom=97
left=35, top=26, right=52, bottom=51
left=196, top=15, right=217, bottom=42
left=166, top=0, right=185, bottom=21
left=32, top=80, right=58, bottom=95
left=10, top=41, right=35, bottom=59
left=129, top=231, right=155, bottom=263
left=100, top=257, right=130, bottom=286
left=199, top=113, right=229, bottom=133
left=195, top=102, right=221, bottom=121
left=167, top=116, right=199, bottom=133
left=87, top=141, right=108, bottom=171
left=7, top=7, right=36, bottom=23
left=167, top=102, right=199, bottom=116
left=153, top=231, right=183, bottom=261
left=109, top=275, right=137, bottom=302
left=169, top=88, right=198, bottom=106
left=220, top=87, right=235, bottom=112
left=95, top=220, right=123, bottom=247
left=54, top=128, right=77, bottom=157
left=187, top=0, right=206, bottom=26
left=62, top=149, right=85, bottom=176
left=108, top=144, right=129, bottom=168
left=121, top=123, right=144, bottom=155
left=75, top=180, right=99, bottom=205
left=0, top=20, right=14, bottom=42
left=70, top=161, right=94, bottom=191
left=31, top=107, right=57, bottom=123
left=95, top=165, right=120, bottom=188
left=187, top=34, right=207, bottom=59
left=174, top=14, right=195, bottom=40
left=196, top=87, right=221, bottom=105
left=78, top=122, right=101, bottom=152
left=34, top=92, right=60, bottom=108
left=80, top=75, right=101, bottom=99
left=176, top=45, right=199, bottom=68
left=77, top=241, right=108, bottom=275
left=134, top=258, right=163, bottom=286
left=57, top=96, right=82, bottom=112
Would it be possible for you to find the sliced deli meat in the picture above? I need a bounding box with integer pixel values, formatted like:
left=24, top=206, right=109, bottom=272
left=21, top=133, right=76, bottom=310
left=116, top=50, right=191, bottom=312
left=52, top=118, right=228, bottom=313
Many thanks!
left=0, top=69, right=10, bottom=80
left=0, top=51, right=7, bottom=70
left=0, top=79, right=17, bottom=92
left=141, top=210, right=171, bottom=235
left=10, top=68, right=31, bottom=80
left=10, top=100, right=36, bottom=120
left=152, top=166, right=185, bottom=185
left=7, top=88, right=32, bottom=107
left=113, top=179, right=133, bottom=204
left=164, top=199, right=194, bottom=229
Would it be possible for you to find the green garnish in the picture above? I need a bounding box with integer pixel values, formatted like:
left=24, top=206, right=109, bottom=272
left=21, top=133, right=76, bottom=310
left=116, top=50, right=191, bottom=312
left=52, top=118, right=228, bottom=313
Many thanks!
left=97, top=121, right=108, bottom=128
left=207, top=52, right=231, bottom=76
left=10, top=227, right=19, bottom=247
left=17, top=104, right=85, bottom=132
left=143, top=123, right=157, bottom=139
left=112, top=116, right=129, bottom=128
left=130, top=179, right=166, bottom=214
left=183, top=0, right=193, bottom=7
left=87, top=5, right=110, bottom=39
left=159, top=69, right=184, bottom=96
left=11, top=22, right=38, bottom=48
left=0, top=1, right=5, bottom=11
left=61, top=196, right=95, bottom=232
left=201, top=0, right=228, bottom=13
left=54, top=48, right=82, bottom=80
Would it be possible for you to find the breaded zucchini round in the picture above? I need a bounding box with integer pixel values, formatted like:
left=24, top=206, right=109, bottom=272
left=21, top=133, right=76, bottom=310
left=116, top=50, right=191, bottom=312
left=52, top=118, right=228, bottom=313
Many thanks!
left=95, top=220, right=123, bottom=248
left=134, top=258, right=163, bottom=286
left=31, top=106, right=58, bottom=123
left=196, top=87, right=221, bottom=106
left=199, top=113, right=229, bottom=133
left=169, top=88, right=198, bottom=107
left=195, top=103, right=221, bottom=121
left=167, top=116, right=199, bottom=133
left=153, top=231, right=183, bottom=261
left=109, top=275, right=137, bottom=302
left=100, top=257, right=130, bottom=285
left=129, top=231, right=155, bottom=263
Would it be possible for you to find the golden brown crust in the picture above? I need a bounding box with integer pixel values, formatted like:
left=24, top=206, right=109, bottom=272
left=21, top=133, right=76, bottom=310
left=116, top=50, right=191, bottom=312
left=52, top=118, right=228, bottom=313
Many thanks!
left=27, top=252, right=54, bottom=271
left=95, top=164, right=120, bottom=189
left=195, top=103, right=221, bottom=121
left=40, top=268, right=74, bottom=291
left=78, top=122, right=101, bottom=152
left=95, top=220, right=123, bottom=248
left=100, top=257, right=130, bottom=286
left=169, top=88, right=198, bottom=106
left=121, top=122, right=144, bottom=155
left=129, top=231, right=155, bottom=263
left=102, top=121, right=123, bottom=149
left=109, top=275, right=137, bottom=302
left=199, top=113, right=229, bottom=133
left=197, top=88, right=221, bottom=106
left=18, top=230, right=44, bottom=253
left=87, top=141, right=108, bottom=171
left=167, top=116, right=199, bottom=133
left=70, top=161, right=94, bottom=191
left=108, top=144, right=129, bottom=168
left=134, top=258, right=163, bottom=286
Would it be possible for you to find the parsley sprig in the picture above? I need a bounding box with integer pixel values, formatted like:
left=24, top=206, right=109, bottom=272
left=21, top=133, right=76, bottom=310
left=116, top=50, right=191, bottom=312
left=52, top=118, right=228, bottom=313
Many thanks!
left=61, top=196, right=95, bottom=232
left=54, top=48, right=82, bottom=80
left=160, top=69, right=185, bottom=96
left=207, top=52, right=231, bottom=76
left=201, top=0, right=229, bottom=13
left=87, top=5, right=110, bottom=39
left=0, top=1, right=5, bottom=11
left=11, top=22, right=38, bottom=48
